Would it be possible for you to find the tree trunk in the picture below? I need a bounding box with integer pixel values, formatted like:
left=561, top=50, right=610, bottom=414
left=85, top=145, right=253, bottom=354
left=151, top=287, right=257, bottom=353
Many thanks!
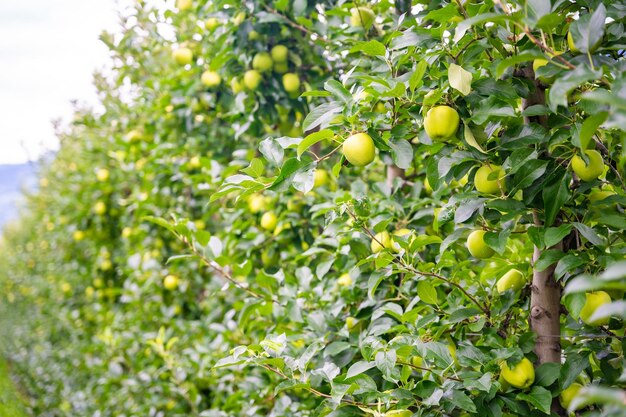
left=386, top=165, right=405, bottom=188
left=522, top=67, right=565, bottom=416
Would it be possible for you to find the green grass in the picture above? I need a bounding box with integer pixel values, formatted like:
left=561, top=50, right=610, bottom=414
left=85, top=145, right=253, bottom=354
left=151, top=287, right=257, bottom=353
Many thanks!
left=0, top=356, right=28, bottom=417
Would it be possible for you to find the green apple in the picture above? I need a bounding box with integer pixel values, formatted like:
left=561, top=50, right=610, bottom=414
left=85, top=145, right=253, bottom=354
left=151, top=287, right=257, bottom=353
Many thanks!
left=560, top=383, right=582, bottom=409
left=260, top=212, right=278, bottom=231
left=94, top=201, right=107, bottom=215
left=338, top=273, right=352, bottom=287
left=580, top=291, right=611, bottom=326
left=248, top=194, right=268, bottom=213
left=571, top=150, right=604, bottom=182
left=243, top=70, right=262, bottom=90
left=500, top=357, right=535, bottom=389
left=350, top=7, right=376, bottom=29
left=466, top=230, right=494, bottom=259
left=73, top=230, right=85, bottom=241
left=230, top=77, right=243, bottom=94
left=342, top=133, right=376, bottom=167
left=274, top=62, right=288, bottom=74
left=163, top=274, right=179, bottom=290
left=248, top=30, right=260, bottom=41
left=496, top=269, right=526, bottom=293
left=282, top=73, right=300, bottom=93
left=384, top=411, right=412, bottom=417
left=424, top=105, right=460, bottom=141
left=314, top=169, right=329, bottom=187
left=201, top=70, right=221, bottom=87
left=346, top=316, right=358, bottom=330
left=392, top=228, right=412, bottom=253
left=474, top=164, right=506, bottom=195
left=252, top=52, right=273, bottom=72
left=176, top=0, right=192, bottom=11
left=371, top=231, right=392, bottom=253
left=96, top=168, right=110, bottom=182
left=205, top=17, right=219, bottom=31
left=271, top=45, right=288, bottom=62
left=172, top=47, right=193, bottom=65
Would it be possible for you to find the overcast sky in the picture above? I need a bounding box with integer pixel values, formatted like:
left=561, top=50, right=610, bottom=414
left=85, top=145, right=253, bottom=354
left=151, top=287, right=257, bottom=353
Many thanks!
left=0, top=0, right=121, bottom=164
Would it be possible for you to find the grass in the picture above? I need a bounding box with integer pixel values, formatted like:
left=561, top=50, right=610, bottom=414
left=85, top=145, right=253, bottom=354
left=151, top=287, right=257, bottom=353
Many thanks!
left=0, top=356, right=28, bottom=417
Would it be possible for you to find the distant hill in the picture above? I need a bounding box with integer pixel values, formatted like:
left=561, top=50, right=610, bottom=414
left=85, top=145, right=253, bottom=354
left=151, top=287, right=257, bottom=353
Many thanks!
left=0, top=163, right=37, bottom=228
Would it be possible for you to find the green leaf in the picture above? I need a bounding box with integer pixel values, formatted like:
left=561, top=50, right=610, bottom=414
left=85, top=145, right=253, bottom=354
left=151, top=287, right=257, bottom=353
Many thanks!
left=417, top=281, right=438, bottom=305
left=297, top=130, right=334, bottom=158
left=578, top=112, right=607, bottom=151
left=324, top=80, right=352, bottom=104
left=302, top=102, right=343, bottom=132
left=462, top=125, right=486, bottom=153
left=549, top=65, right=602, bottom=110
left=346, top=361, right=375, bottom=378
left=572, top=222, right=605, bottom=246
left=268, top=158, right=308, bottom=190
left=448, top=63, right=472, bottom=96
left=409, top=60, right=428, bottom=92
left=260, top=138, right=284, bottom=166
left=535, top=249, right=565, bottom=272
left=241, top=158, right=265, bottom=178
left=535, top=362, right=560, bottom=386
left=447, top=389, right=477, bottom=412
left=542, top=170, right=571, bottom=227
left=569, top=4, right=606, bottom=54
left=560, top=352, right=590, bottom=390
left=388, top=138, right=413, bottom=169
left=517, top=386, right=552, bottom=414
left=544, top=224, right=572, bottom=248
left=350, top=40, right=386, bottom=57
left=496, top=53, right=543, bottom=78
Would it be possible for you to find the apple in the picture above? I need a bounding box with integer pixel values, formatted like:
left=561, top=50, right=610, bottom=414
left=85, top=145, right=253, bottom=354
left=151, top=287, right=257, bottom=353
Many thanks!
left=248, top=30, right=260, bottom=41
left=189, top=156, right=201, bottom=168
left=176, top=0, right=192, bottom=11
left=163, top=274, right=179, bottom=290
left=580, top=291, right=611, bottom=326
left=424, top=105, right=460, bottom=141
left=121, top=227, right=132, bottom=238
left=338, top=273, right=352, bottom=287
left=243, top=70, right=262, bottom=90
left=500, top=357, right=535, bottom=389
left=392, top=228, right=412, bottom=253
left=201, top=70, right=221, bottom=88
left=274, top=62, right=288, bottom=74
left=271, top=45, right=288, bottom=62
left=384, top=411, right=412, bottom=417
left=248, top=194, right=268, bottom=213
left=73, top=230, right=85, bottom=241
left=314, top=169, right=329, bottom=187
left=126, top=129, right=144, bottom=142
left=346, top=316, right=358, bottom=330
left=96, top=168, right=109, bottom=182
left=571, top=150, right=604, bottom=182
left=230, top=77, right=243, bottom=94
left=94, top=201, right=107, bottom=215
left=252, top=52, right=273, bottom=72
left=260, top=212, right=278, bottom=231
left=350, top=7, right=376, bottom=29
left=474, top=164, right=506, bottom=194
left=205, top=17, right=219, bottom=31
left=342, top=133, right=376, bottom=167
left=282, top=73, right=300, bottom=93
left=371, top=231, right=392, bottom=253
left=374, top=102, right=386, bottom=113
left=172, top=47, right=193, bottom=65
left=466, top=230, right=494, bottom=259
left=560, top=383, right=582, bottom=409
left=496, top=269, right=526, bottom=293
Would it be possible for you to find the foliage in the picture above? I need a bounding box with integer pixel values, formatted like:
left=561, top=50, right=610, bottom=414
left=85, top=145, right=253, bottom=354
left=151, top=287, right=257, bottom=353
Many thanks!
left=1, top=0, right=626, bottom=416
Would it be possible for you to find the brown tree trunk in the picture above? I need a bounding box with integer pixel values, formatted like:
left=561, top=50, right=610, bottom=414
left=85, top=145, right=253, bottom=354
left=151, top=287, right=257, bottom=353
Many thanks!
left=522, top=67, right=565, bottom=416
left=386, top=165, right=405, bottom=188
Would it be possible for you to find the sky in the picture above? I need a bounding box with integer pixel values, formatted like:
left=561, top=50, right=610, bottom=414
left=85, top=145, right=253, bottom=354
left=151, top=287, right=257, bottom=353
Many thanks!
left=0, top=0, right=121, bottom=165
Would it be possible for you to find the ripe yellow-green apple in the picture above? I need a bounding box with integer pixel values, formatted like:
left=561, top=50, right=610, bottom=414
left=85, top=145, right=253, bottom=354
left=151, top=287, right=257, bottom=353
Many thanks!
left=424, top=105, right=460, bottom=141
left=261, top=249, right=279, bottom=267
left=96, top=168, right=110, bottom=182
left=73, top=230, right=85, bottom=241
left=126, top=129, right=144, bottom=142
left=580, top=291, right=611, bottom=326
left=346, top=316, right=358, bottom=330
left=466, top=230, right=494, bottom=259
left=392, top=228, right=412, bottom=252
left=374, top=102, right=386, bottom=113
left=560, top=383, right=582, bottom=409
left=287, top=198, right=303, bottom=212
left=100, top=260, right=112, bottom=271
left=271, top=45, right=288, bottom=62
left=474, top=164, right=506, bottom=194
left=189, top=156, right=201, bottom=168
left=172, top=47, right=193, bottom=65
left=176, top=0, right=192, bottom=11
left=314, top=169, right=329, bottom=187
left=205, top=17, right=219, bottom=31
left=371, top=231, right=392, bottom=253
left=252, top=52, right=273, bottom=72
left=338, top=273, right=352, bottom=287
left=260, top=211, right=278, bottom=231
left=282, top=73, right=300, bottom=93
left=94, top=201, right=106, bottom=215
left=230, top=77, right=243, bottom=94
left=248, top=30, right=260, bottom=41
left=384, top=411, right=412, bottom=417
left=274, top=62, right=288, bottom=74
left=496, top=269, right=526, bottom=293
left=121, top=227, right=132, bottom=238
left=248, top=194, right=268, bottom=213
left=201, top=70, right=221, bottom=87
left=243, top=70, right=262, bottom=90
left=571, top=150, right=604, bottom=182
left=500, top=357, right=535, bottom=389
left=163, top=274, right=179, bottom=290
left=342, top=133, right=376, bottom=166
left=350, top=7, right=375, bottom=29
